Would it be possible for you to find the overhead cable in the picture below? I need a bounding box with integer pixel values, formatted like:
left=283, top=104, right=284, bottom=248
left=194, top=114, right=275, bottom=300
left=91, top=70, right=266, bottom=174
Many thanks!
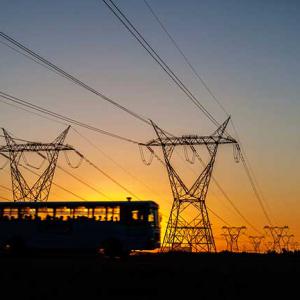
left=140, top=1, right=274, bottom=227
left=0, top=90, right=139, bottom=144
left=101, top=0, right=220, bottom=128
left=73, top=149, right=141, bottom=200
left=143, top=0, right=229, bottom=116
left=0, top=31, right=150, bottom=126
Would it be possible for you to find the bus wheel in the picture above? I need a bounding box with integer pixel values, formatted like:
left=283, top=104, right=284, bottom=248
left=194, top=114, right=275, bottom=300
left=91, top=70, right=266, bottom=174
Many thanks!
left=103, top=239, right=123, bottom=258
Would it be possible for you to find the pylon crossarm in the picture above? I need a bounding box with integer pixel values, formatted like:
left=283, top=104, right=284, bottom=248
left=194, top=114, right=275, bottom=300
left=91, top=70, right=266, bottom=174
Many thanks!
left=0, top=143, right=74, bottom=153
left=146, top=136, right=237, bottom=147
left=146, top=117, right=236, bottom=147
left=1, top=127, right=74, bottom=202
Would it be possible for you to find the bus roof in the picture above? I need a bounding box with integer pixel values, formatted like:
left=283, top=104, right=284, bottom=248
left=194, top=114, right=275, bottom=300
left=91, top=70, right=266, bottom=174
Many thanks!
left=0, top=200, right=158, bottom=208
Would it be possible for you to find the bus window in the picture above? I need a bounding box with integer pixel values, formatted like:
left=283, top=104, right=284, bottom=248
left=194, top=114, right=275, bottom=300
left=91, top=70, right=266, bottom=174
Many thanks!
left=94, top=207, right=106, bottom=221
left=148, top=211, right=154, bottom=223
left=3, top=208, right=18, bottom=219
left=74, top=206, right=89, bottom=219
left=131, top=210, right=146, bottom=222
left=132, top=210, right=139, bottom=221
left=106, top=206, right=120, bottom=222
left=113, top=206, right=120, bottom=221
left=55, top=207, right=71, bottom=220
left=19, top=207, right=36, bottom=219
left=37, top=207, right=54, bottom=220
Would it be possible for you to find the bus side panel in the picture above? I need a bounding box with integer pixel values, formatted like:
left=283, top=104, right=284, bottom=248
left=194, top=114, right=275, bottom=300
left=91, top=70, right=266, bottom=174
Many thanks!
left=0, top=220, right=160, bottom=251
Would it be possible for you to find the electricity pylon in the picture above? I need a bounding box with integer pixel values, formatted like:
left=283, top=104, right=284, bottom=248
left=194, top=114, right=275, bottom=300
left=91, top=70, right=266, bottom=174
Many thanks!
left=0, top=127, right=74, bottom=201
left=264, top=225, right=289, bottom=253
left=142, top=117, right=238, bottom=252
left=290, top=241, right=298, bottom=251
left=222, top=226, right=246, bottom=252
left=248, top=236, right=264, bottom=253
left=281, top=234, right=294, bottom=251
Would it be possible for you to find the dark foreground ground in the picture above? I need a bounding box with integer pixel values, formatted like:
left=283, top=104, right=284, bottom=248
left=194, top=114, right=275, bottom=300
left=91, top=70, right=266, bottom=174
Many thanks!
left=0, top=251, right=299, bottom=300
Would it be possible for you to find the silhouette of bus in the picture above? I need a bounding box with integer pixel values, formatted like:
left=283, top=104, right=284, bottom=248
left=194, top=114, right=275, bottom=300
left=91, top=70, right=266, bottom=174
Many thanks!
left=0, top=200, right=160, bottom=256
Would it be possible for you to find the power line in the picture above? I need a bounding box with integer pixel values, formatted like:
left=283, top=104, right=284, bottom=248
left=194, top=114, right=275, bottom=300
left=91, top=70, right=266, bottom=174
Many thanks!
left=146, top=129, right=263, bottom=235
left=193, top=143, right=263, bottom=234
left=0, top=31, right=150, bottom=126
left=0, top=89, right=199, bottom=181
left=101, top=0, right=220, bottom=128
left=0, top=70, right=269, bottom=233
left=0, top=32, right=195, bottom=140
left=207, top=206, right=231, bottom=227
left=143, top=0, right=229, bottom=116
left=1, top=30, right=222, bottom=144
left=230, top=120, right=275, bottom=221
left=0, top=89, right=174, bottom=143
left=140, top=1, right=274, bottom=226
left=213, top=178, right=263, bottom=235
left=0, top=91, right=212, bottom=206
left=72, top=127, right=162, bottom=199
left=0, top=91, right=171, bottom=203
left=57, top=164, right=113, bottom=201
left=0, top=19, right=273, bottom=228
left=0, top=152, right=87, bottom=201
left=21, top=164, right=88, bottom=201
left=188, top=145, right=261, bottom=232
left=34, top=150, right=114, bottom=201
left=3, top=129, right=139, bottom=201
left=0, top=90, right=139, bottom=144
left=0, top=96, right=68, bottom=127
left=239, top=149, right=273, bottom=225
left=73, top=149, right=141, bottom=200
left=0, top=93, right=160, bottom=200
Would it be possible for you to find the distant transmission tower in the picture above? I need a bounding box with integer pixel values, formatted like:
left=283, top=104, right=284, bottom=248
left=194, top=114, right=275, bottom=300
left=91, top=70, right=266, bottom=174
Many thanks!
left=281, top=234, right=294, bottom=251
left=222, top=226, right=246, bottom=252
left=0, top=126, right=74, bottom=201
left=264, top=226, right=289, bottom=253
left=290, top=241, right=299, bottom=252
left=248, top=236, right=264, bottom=253
left=142, top=117, right=238, bottom=252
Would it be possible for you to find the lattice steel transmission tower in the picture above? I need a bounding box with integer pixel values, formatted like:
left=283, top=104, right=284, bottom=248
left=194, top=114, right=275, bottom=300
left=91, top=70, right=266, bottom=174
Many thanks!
left=264, top=226, right=289, bottom=253
left=142, top=117, right=238, bottom=252
left=248, top=236, right=264, bottom=253
left=0, top=127, right=74, bottom=202
left=281, top=233, right=294, bottom=251
left=290, top=241, right=299, bottom=251
left=222, top=226, right=246, bottom=252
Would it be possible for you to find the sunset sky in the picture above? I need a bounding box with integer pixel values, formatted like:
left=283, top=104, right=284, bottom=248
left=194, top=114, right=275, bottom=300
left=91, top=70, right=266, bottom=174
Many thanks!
left=0, top=0, right=299, bottom=250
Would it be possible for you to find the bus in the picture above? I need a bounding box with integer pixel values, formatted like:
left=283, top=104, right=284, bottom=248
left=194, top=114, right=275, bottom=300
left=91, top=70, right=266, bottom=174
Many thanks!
left=0, top=200, right=160, bottom=256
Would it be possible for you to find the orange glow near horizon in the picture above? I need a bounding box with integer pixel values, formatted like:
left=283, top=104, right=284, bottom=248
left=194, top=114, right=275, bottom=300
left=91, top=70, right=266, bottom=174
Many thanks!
left=0, top=140, right=299, bottom=253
